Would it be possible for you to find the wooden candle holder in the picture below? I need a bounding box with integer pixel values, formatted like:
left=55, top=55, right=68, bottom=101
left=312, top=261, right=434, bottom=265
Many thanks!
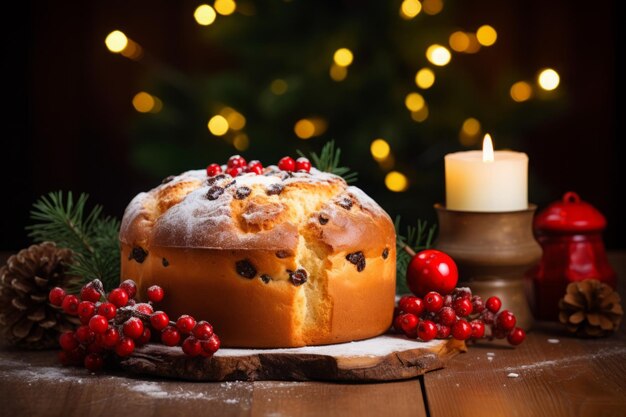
left=433, top=204, right=541, bottom=330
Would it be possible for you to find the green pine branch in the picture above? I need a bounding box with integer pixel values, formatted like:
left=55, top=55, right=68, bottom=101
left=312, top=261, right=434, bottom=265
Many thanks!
left=298, top=140, right=358, bottom=183
left=394, top=216, right=437, bottom=294
left=26, top=191, right=120, bottom=292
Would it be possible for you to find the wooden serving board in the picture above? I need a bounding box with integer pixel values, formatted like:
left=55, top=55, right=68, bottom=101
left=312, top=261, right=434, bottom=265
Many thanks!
left=118, top=334, right=466, bottom=382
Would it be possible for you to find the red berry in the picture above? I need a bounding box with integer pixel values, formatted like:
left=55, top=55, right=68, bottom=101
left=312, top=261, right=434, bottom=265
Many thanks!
left=278, top=156, right=296, bottom=172
left=58, top=350, right=70, bottom=366
left=496, top=310, right=516, bottom=331
left=97, top=302, right=117, bottom=320
left=437, top=306, right=457, bottom=326
left=115, top=337, right=135, bottom=357
left=176, top=315, right=197, bottom=334
left=150, top=311, right=169, bottom=331
left=123, top=317, right=144, bottom=340
left=136, top=328, right=152, bottom=346
left=206, top=163, right=222, bottom=177
left=470, top=320, right=485, bottom=338
left=192, top=321, right=214, bottom=340
left=134, top=303, right=154, bottom=315
left=182, top=336, right=203, bottom=357
left=406, top=249, right=458, bottom=297
left=398, top=313, right=419, bottom=337
left=161, top=326, right=181, bottom=347
left=247, top=160, right=263, bottom=175
left=61, top=295, right=80, bottom=315
left=398, top=296, right=424, bottom=316
left=480, top=310, right=495, bottom=325
left=201, top=334, right=221, bottom=354
left=453, top=297, right=473, bottom=317
left=89, top=315, right=109, bottom=334
left=485, top=296, right=502, bottom=314
left=80, top=284, right=102, bottom=303
left=108, top=288, right=129, bottom=308
left=227, top=166, right=244, bottom=177
left=295, top=157, right=311, bottom=172
left=417, top=320, right=437, bottom=342
left=75, top=325, right=96, bottom=345
left=49, top=287, right=66, bottom=306
left=84, top=353, right=104, bottom=372
left=59, top=331, right=79, bottom=351
left=77, top=301, right=96, bottom=321
left=452, top=288, right=472, bottom=300
left=120, top=280, right=137, bottom=299
left=424, top=292, right=444, bottom=313
left=227, top=155, right=247, bottom=169
left=507, top=327, right=526, bottom=346
left=451, top=319, right=472, bottom=340
left=436, top=323, right=451, bottom=339
left=471, top=295, right=485, bottom=314
left=101, top=327, right=120, bottom=348
left=147, top=285, right=165, bottom=303
left=393, top=314, right=405, bottom=333
left=443, top=294, right=453, bottom=307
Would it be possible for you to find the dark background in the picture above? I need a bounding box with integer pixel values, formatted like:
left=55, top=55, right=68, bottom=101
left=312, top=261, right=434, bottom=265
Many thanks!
left=2, top=0, right=623, bottom=251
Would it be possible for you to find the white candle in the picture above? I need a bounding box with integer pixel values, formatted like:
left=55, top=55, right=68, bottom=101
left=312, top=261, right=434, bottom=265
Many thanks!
left=445, top=134, right=528, bottom=212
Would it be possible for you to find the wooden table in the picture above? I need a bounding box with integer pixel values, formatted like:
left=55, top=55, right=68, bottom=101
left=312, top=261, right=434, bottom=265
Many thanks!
left=1, top=253, right=625, bottom=417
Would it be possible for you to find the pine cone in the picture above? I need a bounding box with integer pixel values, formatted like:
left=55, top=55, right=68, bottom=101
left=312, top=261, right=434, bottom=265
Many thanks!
left=0, top=242, right=80, bottom=349
left=558, top=279, right=623, bottom=337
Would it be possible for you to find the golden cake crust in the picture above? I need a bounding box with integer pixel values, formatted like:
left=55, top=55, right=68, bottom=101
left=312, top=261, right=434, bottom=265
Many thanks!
left=119, top=167, right=396, bottom=347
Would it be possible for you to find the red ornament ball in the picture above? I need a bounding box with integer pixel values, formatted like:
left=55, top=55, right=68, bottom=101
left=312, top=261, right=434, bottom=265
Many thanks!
left=406, top=249, right=458, bottom=297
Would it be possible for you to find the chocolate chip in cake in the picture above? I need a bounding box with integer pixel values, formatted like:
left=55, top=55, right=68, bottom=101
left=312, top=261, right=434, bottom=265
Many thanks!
left=235, top=186, right=252, bottom=200
left=289, top=268, right=308, bottom=286
left=382, top=248, right=389, bottom=259
left=275, top=250, right=293, bottom=259
left=346, top=251, right=366, bottom=272
left=161, top=175, right=175, bottom=184
left=265, top=183, right=284, bottom=196
left=236, top=260, right=257, bottom=279
left=260, top=274, right=272, bottom=284
left=318, top=214, right=329, bottom=225
left=206, top=185, right=224, bottom=200
left=207, top=174, right=226, bottom=186
left=336, top=197, right=353, bottom=210
left=162, top=258, right=170, bottom=267
left=129, top=247, right=148, bottom=263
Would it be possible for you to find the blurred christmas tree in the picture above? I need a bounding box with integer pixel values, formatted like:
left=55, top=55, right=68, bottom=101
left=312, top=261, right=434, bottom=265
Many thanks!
left=106, top=0, right=563, bottom=222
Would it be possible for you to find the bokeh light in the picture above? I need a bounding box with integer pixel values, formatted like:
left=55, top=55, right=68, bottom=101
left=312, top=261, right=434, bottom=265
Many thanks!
left=476, top=25, right=497, bottom=46
left=105, top=30, right=128, bottom=53
left=233, top=134, right=249, bottom=151
left=208, top=115, right=229, bottom=136
left=510, top=81, right=533, bottom=102
left=400, top=0, right=422, bottom=19
left=459, top=117, right=481, bottom=146
left=214, top=0, right=236, bottom=16
left=426, top=45, right=451, bottom=66
left=411, top=105, right=429, bottom=122
left=370, top=139, right=391, bottom=161
left=330, top=64, right=348, bottom=81
left=449, top=31, right=470, bottom=52
left=294, top=119, right=316, bottom=139
left=270, top=79, right=288, bottom=95
left=385, top=171, right=409, bottom=192
left=194, top=4, right=217, bottom=26
left=415, top=68, right=435, bottom=89
left=422, top=0, right=443, bottom=15
left=132, top=92, right=163, bottom=113
left=405, top=92, right=425, bottom=112
left=220, top=107, right=246, bottom=130
left=538, top=68, right=560, bottom=91
left=333, top=48, right=354, bottom=67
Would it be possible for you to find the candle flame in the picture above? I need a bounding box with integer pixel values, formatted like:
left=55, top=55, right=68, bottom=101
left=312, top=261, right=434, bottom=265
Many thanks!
left=482, top=134, right=494, bottom=162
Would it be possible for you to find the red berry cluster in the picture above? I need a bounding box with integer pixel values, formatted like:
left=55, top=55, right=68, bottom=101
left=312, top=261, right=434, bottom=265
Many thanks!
left=48, top=279, right=220, bottom=372
left=206, top=155, right=311, bottom=177
left=393, top=288, right=526, bottom=346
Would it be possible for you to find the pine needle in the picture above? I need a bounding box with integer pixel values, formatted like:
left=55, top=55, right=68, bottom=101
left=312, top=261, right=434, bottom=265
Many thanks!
left=395, top=215, right=437, bottom=294
left=297, top=140, right=358, bottom=183
left=26, top=191, right=121, bottom=291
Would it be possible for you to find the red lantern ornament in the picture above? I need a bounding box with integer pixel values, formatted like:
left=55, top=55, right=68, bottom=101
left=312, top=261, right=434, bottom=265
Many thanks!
left=530, top=192, right=617, bottom=320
